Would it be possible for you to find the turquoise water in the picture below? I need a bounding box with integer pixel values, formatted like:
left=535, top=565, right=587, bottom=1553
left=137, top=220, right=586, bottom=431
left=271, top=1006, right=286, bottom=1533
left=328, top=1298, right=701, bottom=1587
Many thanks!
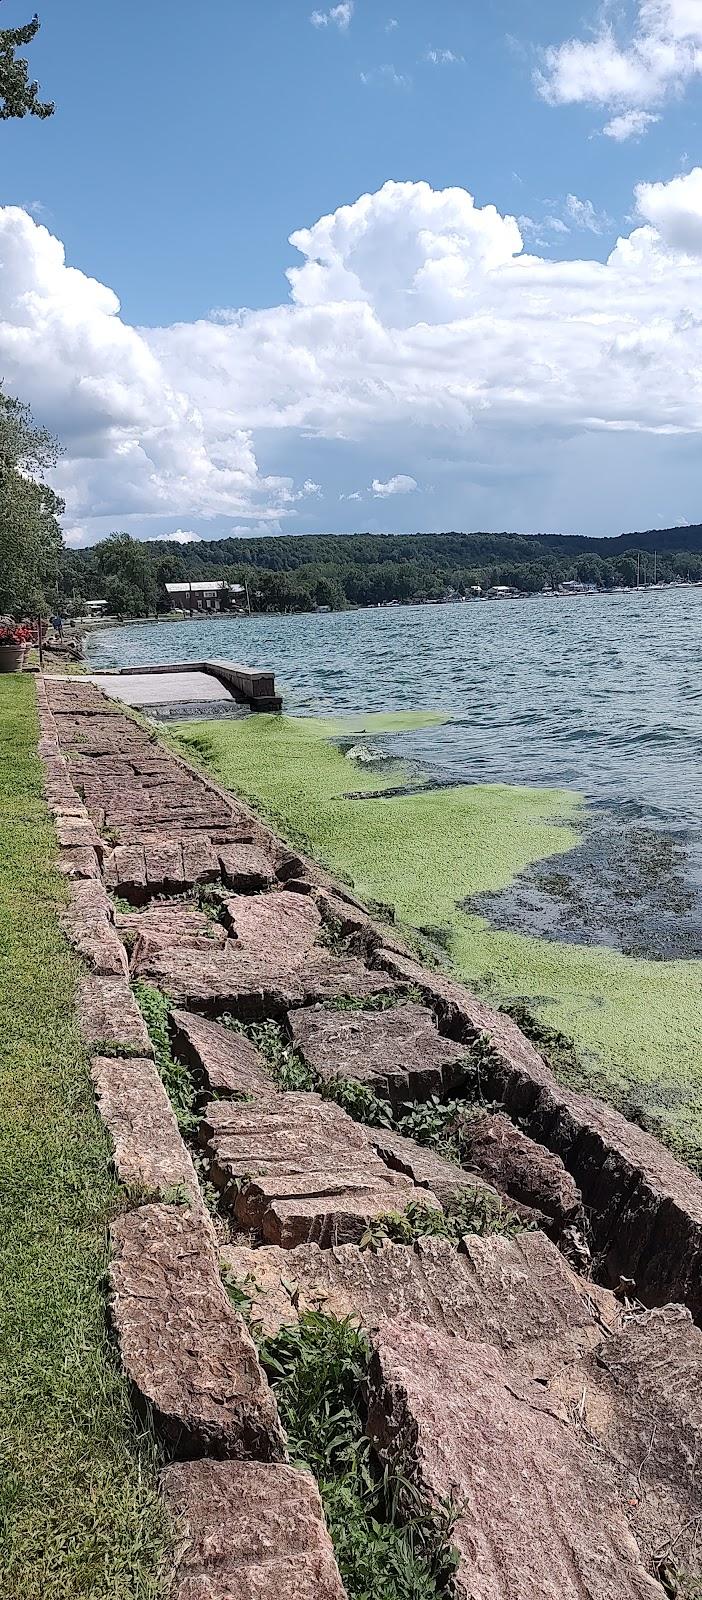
left=87, top=588, right=702, bottom=821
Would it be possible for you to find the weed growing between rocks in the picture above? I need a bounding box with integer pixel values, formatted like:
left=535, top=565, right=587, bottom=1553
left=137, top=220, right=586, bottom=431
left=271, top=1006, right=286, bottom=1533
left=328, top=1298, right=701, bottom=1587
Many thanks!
left=132, top=981, right=199, bottom=1136
left=394, top=1095, right=487, bottom=1163
left=195, top=882, right=226, bottom=921
left=322, top=986, right=425, bottom=1013
left=221, top=1015, right=494, bottom=1147
left=258, top=1311, right=458, bottom=1600
left=221, top=1016, right=317, bottom=1092
left=361, top=1194, right=531, bottom=1250
left=110, top=894, right=133, bottom=915
left=132, top=983, right=228, bottom=1221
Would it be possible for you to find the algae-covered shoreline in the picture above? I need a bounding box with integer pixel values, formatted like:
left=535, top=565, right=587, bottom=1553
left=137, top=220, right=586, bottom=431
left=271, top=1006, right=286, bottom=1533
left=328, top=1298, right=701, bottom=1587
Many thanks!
left=171, top=711, right=702, bottom=1168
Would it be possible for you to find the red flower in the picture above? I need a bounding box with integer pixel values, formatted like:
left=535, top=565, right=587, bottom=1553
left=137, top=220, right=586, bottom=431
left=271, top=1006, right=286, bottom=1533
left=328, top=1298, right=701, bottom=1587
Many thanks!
left=0, top=625, right=32, bottom=646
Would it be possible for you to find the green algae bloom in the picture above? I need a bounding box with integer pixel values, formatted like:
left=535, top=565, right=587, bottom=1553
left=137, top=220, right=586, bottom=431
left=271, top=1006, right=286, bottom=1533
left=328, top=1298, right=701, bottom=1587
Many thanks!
left=172, top=712, right=702, bottom=1167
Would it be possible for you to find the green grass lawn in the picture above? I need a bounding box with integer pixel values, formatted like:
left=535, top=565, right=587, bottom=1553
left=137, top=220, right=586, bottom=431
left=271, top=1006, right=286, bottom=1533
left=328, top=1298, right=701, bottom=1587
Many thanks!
left=0, top=676, right=169, bottom=1599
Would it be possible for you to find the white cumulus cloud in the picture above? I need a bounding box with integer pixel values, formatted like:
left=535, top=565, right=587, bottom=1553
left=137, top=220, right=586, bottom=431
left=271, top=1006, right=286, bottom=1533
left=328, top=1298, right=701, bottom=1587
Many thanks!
left=154, top=528, right=203, bottom=544
left=536, top=0, right=702, bottom=130
left=603, top=108, right=661, bottom=139
left=311, top=3, right=353, bottom=30
left=372, top=475, right=418, bottom=496
left=426, top=49, right=464, bottom=65
left=635, top=166, right=702, bottom=252
left=5, top=172, right=702, bottom=540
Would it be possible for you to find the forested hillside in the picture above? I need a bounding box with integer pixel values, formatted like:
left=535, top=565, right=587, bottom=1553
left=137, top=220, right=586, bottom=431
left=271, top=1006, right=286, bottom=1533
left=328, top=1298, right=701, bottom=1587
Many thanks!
left=59, top=526, right=702, bottom=617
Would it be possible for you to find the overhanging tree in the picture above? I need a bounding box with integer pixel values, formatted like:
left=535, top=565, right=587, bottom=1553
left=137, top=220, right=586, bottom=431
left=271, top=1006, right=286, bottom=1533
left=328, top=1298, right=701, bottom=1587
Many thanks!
left=0, top=8, right=52, bottom=119
left=0, top=388, right=64, bottom=614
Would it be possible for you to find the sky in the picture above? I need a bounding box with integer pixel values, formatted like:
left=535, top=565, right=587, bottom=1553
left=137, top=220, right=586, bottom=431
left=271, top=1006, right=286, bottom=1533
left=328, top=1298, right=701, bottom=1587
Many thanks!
left=2, top=0, right=702, bottom=546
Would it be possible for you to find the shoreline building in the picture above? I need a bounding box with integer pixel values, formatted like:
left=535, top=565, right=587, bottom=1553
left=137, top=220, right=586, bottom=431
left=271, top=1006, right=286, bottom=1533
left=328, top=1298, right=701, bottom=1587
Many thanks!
left=164, top=580, right=247, bottom=615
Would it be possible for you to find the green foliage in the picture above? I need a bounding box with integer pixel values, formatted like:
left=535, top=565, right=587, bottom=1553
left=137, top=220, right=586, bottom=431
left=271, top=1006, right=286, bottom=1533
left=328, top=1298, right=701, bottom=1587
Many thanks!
left=222, top=1016, right=317, bottom=1092
left=223, top=1015, right=393, bottom=1122
left=0, top=11, right=53, bottom=121
left=362, top=1193, right=530, bottom=1250
left=259, top=1312, right=458, bottom=1599
left=62, top=524, right=702, bottom=617
left=394, top=1096, right=473, bottom=1162
left=324, top=986, right=424, bottom=1013
left=323, top=1074, right=394, bottom=1127
left=0, top=388, right=63, bottom=614
left=93, top=534, right=158, bottom=619
left=132, top=980, right=198, bottom=1135
left=109, top=894, right=133, bottom=916
left=0, top=677, right=169, bottom=1598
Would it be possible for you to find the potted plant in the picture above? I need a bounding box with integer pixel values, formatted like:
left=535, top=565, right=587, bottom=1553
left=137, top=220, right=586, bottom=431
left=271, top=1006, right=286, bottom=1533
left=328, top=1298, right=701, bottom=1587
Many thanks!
left=0, top=623, right=32, bottom=673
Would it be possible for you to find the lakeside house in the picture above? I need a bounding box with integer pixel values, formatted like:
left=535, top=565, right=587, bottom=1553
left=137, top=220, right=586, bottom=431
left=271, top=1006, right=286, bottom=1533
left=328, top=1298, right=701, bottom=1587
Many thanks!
left=164, top=580, right=247, bottom=614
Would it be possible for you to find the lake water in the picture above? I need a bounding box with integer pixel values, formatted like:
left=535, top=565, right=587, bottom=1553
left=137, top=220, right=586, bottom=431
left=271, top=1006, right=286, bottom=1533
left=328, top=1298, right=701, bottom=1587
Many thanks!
left=87, top=588, right=702, bottom=823
left=87, top=589, right=702, bottom=1147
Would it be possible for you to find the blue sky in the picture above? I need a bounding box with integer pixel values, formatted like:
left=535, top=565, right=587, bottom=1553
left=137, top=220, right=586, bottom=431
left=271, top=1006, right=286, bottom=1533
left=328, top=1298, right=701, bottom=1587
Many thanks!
left=2, top=0, right=702, bottom=543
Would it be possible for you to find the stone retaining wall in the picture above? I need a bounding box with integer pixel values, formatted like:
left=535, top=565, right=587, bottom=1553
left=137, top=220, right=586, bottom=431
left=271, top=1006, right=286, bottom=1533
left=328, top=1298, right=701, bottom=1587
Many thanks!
left=35, top=674, right=702, bottom=1599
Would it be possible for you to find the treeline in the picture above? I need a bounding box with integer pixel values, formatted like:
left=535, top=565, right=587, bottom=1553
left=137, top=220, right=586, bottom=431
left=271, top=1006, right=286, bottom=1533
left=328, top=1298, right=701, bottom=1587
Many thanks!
left=58, top=527, right=702, bottom=618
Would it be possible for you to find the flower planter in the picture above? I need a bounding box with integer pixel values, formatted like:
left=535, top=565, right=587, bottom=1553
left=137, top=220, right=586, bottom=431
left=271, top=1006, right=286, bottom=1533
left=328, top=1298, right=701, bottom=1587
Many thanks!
left=0, top=644, right=26, bottom=673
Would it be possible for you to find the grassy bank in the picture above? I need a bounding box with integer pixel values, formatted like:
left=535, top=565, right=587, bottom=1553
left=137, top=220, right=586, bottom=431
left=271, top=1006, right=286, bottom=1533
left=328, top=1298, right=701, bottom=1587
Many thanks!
left=0, top=677, right=169, bottom=1599
left=171, top=713, right=702, bottom=1168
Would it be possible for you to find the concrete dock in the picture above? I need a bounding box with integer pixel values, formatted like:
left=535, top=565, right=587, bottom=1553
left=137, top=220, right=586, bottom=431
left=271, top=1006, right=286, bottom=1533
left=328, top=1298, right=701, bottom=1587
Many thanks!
left=83, top=659, right=283, bottom=714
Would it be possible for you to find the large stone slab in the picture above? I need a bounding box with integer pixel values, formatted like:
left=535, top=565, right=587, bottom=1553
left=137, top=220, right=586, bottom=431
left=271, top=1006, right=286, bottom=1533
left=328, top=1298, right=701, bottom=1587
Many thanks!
left=219, top=844, right=276, bottom=893
left=372, top=947, right=702, bottom=1318
left=182, top=833, right=220, bottom=885
left=56, top=844, right=101, bottom=881
left=103, top=843, right=147, bottom=899
left=139, top=944, right=400, bottom=1018
left=202, top=1094, right=436, bottom=1247
left=549, top=1305, right=702, bottom=1577
left=144, top=839, right=187, bottom=894
left=458, top=1111, right=583, bottom=1231
left=77, top=973, right=153, bottom=1056
left=160, top=1459, right=347, bottom=1600
left=91, top=1054, right=208, bottom=1222
left=220, top=1230, right=614, bottom=1348
left=370, top=1127, right=502, bottom=1209
left=123, top=901, right=227, bottom=972
left=60, top=878, right=129, bottom=978
left=367, top=1320, right=666, bottom=1600
left=55, top=815, right=103, bottom=856
left=223, top=890, right=321, bottom=955
left=289, top=1001, right=468, bottom=1105
left=171, top=1010, right=274, bottom=1098
left=109, top=1204, right=285, bottom=1459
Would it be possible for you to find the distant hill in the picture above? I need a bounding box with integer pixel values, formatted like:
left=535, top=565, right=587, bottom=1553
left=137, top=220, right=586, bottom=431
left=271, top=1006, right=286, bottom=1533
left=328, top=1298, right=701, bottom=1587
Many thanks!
left=59, top=523, right=702, bottom=618
left=137, top=524, right=702, bottom=571
left=530, top=525, right=702, bottom=557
